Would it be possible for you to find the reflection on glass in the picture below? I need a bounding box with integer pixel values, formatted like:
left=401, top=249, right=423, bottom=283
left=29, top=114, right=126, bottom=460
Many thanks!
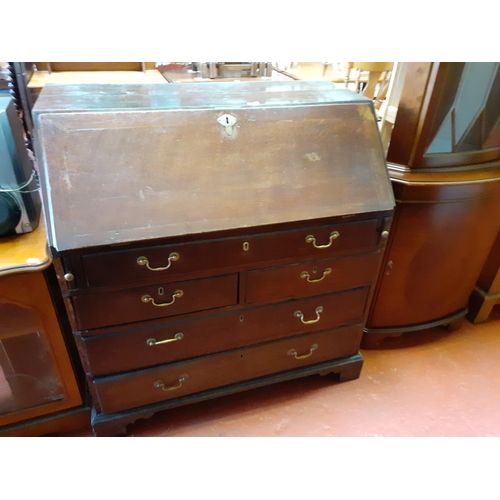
left=0, top=302, right=65, bottom=416
left=426, top=62, right=500, bottom=155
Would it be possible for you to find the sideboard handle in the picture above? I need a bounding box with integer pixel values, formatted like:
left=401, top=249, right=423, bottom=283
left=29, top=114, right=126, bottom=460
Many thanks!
left=142, top=290, right=183, bottom=307
left=137, top=252, right=179, bottom=271
left=305, top=231, right=339, bottom=249
left=147, top=333, right=184, bottom=346
left=294, top=306, right=323, bottom=324
left=288, top=344, right=318, bottom=360
left=154, top=374, right=188, bottom=392
left=300, top=268, right=332, bottom=283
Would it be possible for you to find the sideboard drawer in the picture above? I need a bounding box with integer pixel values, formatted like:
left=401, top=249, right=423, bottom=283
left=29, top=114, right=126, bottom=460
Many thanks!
left=92, top=324, right=364, bottom=414
left=77, top=287, right=370, bottom=375
left=73, top=274, right=238, bottom=330
left=81, top=219, right=380, bottom=287
left=245, top=252, right=381, bottom=304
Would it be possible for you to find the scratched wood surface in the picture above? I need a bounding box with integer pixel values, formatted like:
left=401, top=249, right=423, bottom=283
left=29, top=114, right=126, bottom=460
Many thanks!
left=33, top=81, right=394, bottom=252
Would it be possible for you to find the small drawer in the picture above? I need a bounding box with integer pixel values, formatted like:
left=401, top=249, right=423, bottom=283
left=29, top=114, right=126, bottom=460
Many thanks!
left=245, top=252, right=381, bottom=304
left=72, top=274, right=238, bottom=330
left=76, top=287, right=369, bottom=376
left=92, top=324, right=364, bottom=414
left=81, top=219, right=380, bottom=287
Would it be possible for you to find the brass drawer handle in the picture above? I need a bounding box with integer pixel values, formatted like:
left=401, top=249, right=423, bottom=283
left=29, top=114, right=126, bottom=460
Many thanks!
left=300, top=268, right=332, bottom=283
left=288, top=344, right=318, bottom=360
left=137, top=252, right=179, bottom=271
left=154, top=374, right=188, bottom=392
left=294, top=306, right=323, bottom=324
left=147, top=333, right=184, bottom=346
left=141, top=290, right=183, bottom=307
left=305, top=231, right=339, bottom=249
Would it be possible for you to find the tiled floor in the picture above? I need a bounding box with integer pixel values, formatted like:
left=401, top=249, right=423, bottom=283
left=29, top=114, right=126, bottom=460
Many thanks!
left=62, top=306, right=500, bottom=437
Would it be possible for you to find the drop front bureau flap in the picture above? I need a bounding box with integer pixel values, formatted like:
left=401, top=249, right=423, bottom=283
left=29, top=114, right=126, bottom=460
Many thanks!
left=32, top=81, right=395, bottom=252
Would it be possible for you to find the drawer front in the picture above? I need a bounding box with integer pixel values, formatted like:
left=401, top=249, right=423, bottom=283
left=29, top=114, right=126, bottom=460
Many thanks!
left=245, top=252, right=381, bottom=304
left=81, top=219, right=379, bottom=287
left=77, top=287, right=369, bottom=376
left=73, top=274, right=238, bottom=330
left=92, top=325, right=364, bottom=414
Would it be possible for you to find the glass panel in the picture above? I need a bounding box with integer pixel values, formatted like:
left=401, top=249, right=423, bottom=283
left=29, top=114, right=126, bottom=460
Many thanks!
left=426, top=62, right=500, bottom=155
left=0, top=302, right=65, bottom=416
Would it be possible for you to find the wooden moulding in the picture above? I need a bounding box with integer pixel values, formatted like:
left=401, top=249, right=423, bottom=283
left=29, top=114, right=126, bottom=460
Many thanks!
left=0, top=407, right=91, bottom=437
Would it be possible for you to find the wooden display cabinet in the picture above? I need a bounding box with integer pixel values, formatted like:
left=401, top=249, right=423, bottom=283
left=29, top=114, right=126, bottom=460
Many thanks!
left=363, top=62, right=500, bottom=348
left=0, top=215, right=87, bottom=435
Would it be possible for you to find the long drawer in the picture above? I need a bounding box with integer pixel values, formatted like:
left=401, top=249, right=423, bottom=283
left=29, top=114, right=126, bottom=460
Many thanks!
left=76, top=287, right=370, bottom=375
left=73, top=274, right=238, bottom=330
left=92, top=325, right=364, bottom=414
left=245, top=252, right=381, bottom=304
left=81, top=219, right=380, bottom=287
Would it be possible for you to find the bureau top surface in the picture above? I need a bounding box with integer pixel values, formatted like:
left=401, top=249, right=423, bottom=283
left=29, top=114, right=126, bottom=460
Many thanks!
left=33, top=81, right=394, bottom=252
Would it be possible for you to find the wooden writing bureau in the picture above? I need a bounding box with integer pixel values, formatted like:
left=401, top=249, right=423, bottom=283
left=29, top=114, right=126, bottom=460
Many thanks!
left=32, top=81, right=395, bottom=436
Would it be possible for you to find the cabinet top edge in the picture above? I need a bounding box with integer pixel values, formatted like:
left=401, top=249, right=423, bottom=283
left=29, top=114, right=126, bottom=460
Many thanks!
left=32, top=81, right=371, bottom=114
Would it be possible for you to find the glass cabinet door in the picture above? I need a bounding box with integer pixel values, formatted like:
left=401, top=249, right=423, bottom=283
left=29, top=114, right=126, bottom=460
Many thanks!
left=0, top=302, right=66, bottom=416
left=0, top=271, right=82, bottom=429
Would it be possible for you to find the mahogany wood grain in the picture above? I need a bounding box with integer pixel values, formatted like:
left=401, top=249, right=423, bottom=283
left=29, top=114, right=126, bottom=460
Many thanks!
left=33, top=81, right=394, bottom=434
left=245, top=252, right=381, bottom=304
left=385, top=62, right=435, bottom=168
left=76, top=287, right=369, bottom=375
left=81, top=219, right=380, bottom=288
left=33, top=82, right=394, bottom=251
left=92, top=325, right=364, bottom=414
left=367, top=169, right=500, bottom=329
left=72, top=274, right=239, bottom=330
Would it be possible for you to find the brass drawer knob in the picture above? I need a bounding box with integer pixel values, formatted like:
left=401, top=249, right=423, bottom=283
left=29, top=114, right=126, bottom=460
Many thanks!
left=300, top=268, right=332, bottom=283
left=288, top=344, right=318, bottom=360
left=154, top=374, right=188, bottom=392
left=305, top=231, right=339, bottom=249
left=147, top=333, right=184, bottom=346
left=381, top=230, right=389, bottom=239
left=137, top=252, right=179, bottom=271
left=141, top=290, right=183, bottom=307
left=294, top=306, right=323, bottom=324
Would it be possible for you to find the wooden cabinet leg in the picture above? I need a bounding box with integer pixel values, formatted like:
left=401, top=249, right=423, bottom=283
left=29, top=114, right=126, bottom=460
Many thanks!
left=91, top=411, right=130, bottom=437
left=336, top=358, right=364, bottom=382
left=319, top=355, right=364, bottom=382
left=468, top=287, right=498, bottom=324
left=442, top=317, right=464, bottom=332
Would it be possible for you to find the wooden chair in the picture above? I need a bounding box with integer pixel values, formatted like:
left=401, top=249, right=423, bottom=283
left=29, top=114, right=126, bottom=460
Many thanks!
left=341, top=62, right=394, bottom=108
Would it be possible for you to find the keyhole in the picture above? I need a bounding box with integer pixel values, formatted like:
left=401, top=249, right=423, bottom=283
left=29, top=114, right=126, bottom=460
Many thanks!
left=158, top=287, right=164, bottom=296
left=226, top=117, right=229, bottom=124
left=312, top=266, right=318, bottom=274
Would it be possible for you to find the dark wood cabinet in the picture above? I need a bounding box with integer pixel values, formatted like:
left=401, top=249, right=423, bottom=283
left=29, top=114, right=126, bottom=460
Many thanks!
left=364, top=62, right=500, bottom=347
left=33, top=81, right=394, bottom=435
